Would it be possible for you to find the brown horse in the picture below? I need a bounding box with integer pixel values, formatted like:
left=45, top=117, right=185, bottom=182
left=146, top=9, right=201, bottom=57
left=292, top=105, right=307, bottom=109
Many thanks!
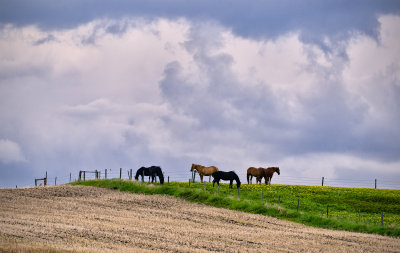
left=263, top=167, right=280, bottom=185
left=247, top=167, right=265, bottom=184
left=191, top=164, right=218, bottom=183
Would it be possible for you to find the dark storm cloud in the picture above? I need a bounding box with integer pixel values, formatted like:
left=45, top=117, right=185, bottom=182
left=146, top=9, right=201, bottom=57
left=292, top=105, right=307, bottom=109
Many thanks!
left=1, top=0, right=399, bottom=41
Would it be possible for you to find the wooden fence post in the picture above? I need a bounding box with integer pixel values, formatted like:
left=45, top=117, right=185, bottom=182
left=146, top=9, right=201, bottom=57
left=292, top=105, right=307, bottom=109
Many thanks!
left=238, top=188, right=240, bottom=201
left=70, top=173, right=72, bottom=183
left=218, top=184, right=220, bottom=194
left=55, top=177, right=57, bottom=186
left=105, top=169, right=107, bottom=179
left=278, top=195, right=280, bottom=207
left=120, top=168, right=122, bottom=179
left=130, top=169, right=133, bottom=180
left=322, top=177, right=324, bottom=186
left=168, top=176, right=169, bottom=186
left=142, top=171, right=144, bottom=182
left=375, top=179, right=377, bottom=189
left=84, top=171, right=86, bottom=181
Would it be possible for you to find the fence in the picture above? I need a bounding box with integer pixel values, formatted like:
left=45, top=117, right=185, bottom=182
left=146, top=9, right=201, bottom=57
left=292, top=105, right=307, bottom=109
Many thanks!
left=28, top=168, right=400, bottom=190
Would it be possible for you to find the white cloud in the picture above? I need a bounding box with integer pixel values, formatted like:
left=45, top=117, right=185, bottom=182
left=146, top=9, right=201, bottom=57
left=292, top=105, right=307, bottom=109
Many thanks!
left=0, top=15, right=399, bottom=186
left=0, top=139, right=25, bottom=163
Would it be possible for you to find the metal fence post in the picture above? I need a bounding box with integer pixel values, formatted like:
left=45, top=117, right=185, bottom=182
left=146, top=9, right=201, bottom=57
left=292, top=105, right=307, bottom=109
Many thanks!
left=297, top=198, right=299, bottom=212
left=327, top=205, right=329, bottom=218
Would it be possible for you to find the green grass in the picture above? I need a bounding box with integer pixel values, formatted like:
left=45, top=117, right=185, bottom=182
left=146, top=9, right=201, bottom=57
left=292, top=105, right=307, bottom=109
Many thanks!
left=71, top=179, right=400, bottom=237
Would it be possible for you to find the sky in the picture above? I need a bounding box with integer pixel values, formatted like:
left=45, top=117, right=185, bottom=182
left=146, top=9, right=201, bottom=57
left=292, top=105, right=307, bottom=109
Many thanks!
left=1, top=0, right=400, bottom=188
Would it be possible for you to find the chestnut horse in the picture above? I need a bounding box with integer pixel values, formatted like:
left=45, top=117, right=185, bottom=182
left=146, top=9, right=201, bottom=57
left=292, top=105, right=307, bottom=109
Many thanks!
left=263, top=167, right=280, bottom=185
left=247, top=167, right=265, bottom=184
left=191, top=164, right=218, bottom=183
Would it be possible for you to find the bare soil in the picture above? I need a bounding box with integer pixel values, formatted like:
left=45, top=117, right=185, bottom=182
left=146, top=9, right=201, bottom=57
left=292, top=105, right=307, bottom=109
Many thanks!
left=0, top=185, right=399, bottom=252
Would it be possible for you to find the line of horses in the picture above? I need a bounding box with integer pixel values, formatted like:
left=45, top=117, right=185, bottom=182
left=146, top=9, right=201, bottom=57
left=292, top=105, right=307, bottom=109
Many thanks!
left=134, top=164, right=280, bottom=189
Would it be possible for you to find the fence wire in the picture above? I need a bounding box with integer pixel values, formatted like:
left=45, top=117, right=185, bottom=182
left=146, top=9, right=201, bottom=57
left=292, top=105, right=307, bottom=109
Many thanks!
left=32, top=168, right=400, bottom=190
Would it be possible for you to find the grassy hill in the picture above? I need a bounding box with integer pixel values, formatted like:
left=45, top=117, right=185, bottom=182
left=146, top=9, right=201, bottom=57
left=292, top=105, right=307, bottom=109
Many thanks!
left=72, top=179, right=400, bottom=236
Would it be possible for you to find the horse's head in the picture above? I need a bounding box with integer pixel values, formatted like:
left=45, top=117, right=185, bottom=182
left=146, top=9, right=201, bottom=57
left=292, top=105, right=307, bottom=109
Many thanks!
left=190, top=164, right=197, bottom=172
left=158, top=170, right=164, bottom=184
left=134, top=167, right=145, bottom=180
left=275, top=167, right=280, bottom=175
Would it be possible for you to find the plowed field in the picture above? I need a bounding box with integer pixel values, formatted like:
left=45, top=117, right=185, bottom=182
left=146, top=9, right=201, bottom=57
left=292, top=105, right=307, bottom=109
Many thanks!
left=1, top=185, right=399, bottom=252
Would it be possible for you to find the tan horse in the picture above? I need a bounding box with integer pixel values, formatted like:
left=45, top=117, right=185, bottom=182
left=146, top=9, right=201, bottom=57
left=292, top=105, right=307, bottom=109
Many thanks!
left=263, top=167, right=280, bottom=185
left=191, top=164, right=218, bottom=183
left=247, top=167, right=265, bottom=184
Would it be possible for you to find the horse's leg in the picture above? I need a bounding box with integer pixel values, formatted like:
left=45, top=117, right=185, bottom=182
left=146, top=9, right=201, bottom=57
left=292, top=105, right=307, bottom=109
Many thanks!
left=230, top=180, right=233, bottom=188
left=200, top=174, right=203, bottom=183
left=247, top=173, right=250, bottom=184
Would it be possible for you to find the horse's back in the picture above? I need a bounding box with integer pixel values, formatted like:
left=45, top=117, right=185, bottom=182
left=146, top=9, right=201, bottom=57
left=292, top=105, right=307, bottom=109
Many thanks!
left=213, top=171, right=236, bottom=180
left=248, top=167, right=264, bottom=176
left=197, top=165, right=218, bottom=175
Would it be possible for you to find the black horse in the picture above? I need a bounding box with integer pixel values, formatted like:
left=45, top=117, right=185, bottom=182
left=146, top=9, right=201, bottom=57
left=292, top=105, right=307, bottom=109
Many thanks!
left=135, top=166, right=164, bottom=184
left=212, top=171, right=241, bottom=188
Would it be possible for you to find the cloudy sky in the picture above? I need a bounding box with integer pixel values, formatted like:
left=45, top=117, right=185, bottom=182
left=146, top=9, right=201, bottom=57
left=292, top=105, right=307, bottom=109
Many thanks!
left=1, top=0, right=400, bottom=188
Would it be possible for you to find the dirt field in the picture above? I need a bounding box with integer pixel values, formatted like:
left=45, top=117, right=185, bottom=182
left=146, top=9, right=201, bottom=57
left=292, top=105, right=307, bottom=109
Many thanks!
left=0, top=185, right=399, bottom=252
